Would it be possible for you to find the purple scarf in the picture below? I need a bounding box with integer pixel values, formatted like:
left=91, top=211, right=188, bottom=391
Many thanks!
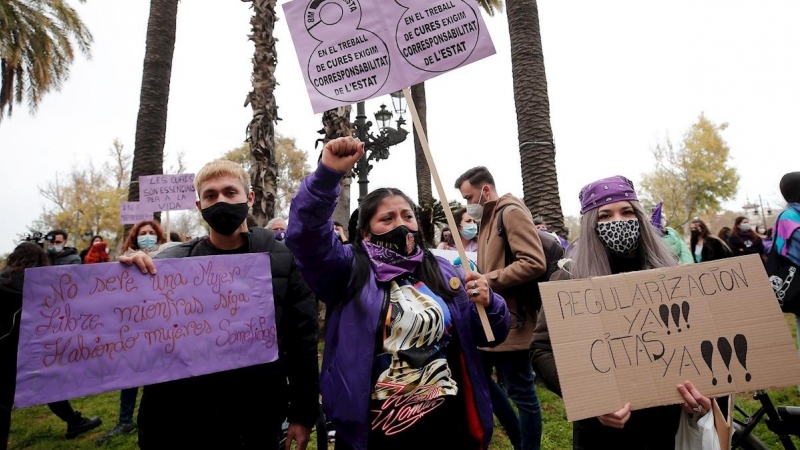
left=361, top=241, right=424, bottom=282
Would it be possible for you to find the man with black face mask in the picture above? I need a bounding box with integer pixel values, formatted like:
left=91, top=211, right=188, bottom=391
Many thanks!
left=120, top=160, right=319, bottom=450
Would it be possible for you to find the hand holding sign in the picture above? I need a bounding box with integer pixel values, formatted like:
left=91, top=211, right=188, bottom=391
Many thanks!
left=118, top=250, right=158, bottom=275
left=15, top=254, right=277, bottom=408
left=539, top=255, right=800, bottom=422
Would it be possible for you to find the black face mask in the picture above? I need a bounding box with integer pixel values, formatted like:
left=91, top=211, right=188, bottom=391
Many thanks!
left=369, top=225, right=422, bottom=256
left=201, top=202, right=249, bottom=236
left=691, top=230, right=700, bottom=239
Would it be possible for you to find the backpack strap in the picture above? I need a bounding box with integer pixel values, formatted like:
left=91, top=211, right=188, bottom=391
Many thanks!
left=495, top=204, right=516, bottom=267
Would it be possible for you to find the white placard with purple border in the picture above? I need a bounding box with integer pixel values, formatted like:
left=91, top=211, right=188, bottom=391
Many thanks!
left=138, top=174, right=197, bottom=213
left=119, top=202, right=154, bottom=225
left=283, top=0, right=496, bottom=113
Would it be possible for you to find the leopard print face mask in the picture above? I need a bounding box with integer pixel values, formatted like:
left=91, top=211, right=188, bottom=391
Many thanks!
left=596, top=219, right=641, bottom=254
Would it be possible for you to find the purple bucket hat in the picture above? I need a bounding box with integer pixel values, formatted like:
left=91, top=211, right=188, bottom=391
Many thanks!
left=579, top=175, right=638, bottom=214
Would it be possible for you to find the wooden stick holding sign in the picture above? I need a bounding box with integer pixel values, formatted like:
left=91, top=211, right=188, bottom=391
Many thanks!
left=402, top=88, right=494, bottom=342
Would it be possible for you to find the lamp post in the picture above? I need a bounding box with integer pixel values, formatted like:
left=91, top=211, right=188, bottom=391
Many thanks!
left=742, top=196, right=773, bottom=226
left=354, top=93, right=409, bottom=202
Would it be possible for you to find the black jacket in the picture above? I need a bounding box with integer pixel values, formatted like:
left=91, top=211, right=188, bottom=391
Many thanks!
left=727, top=232, right=765, bottom=258
left=691, top=235, right=733, bottom=263
left=0, top=271, right=23, bottom=411
left=48, top=247, right=81, bottom=266
left=137, top=228, right=319, bottom=448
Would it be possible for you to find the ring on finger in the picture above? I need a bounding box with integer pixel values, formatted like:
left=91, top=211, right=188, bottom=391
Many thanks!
left=470, top=288, right=479, bottom=297
left=692, top=404, right=703, bottom=413
left=472, top=281, right=478, bottom=289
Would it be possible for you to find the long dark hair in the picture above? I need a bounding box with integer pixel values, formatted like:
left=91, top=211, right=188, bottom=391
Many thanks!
left=717, top=226, right=731, bottom=241
left=2, top=242, right=50, bottom=279
left=690, top=218, right=711, bottom=248
left=733, top=216, right=761, bottom=243
left=349, top=188, right=454, bottom=302
left=440, top=226, right=453, bottom=246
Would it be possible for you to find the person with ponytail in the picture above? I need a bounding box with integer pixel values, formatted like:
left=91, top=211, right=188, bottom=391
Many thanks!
left=285, top=136, right=510, bottom=450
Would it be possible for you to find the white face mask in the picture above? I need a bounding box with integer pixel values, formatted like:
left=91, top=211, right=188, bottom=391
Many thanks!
left=740, top=223, right=751, bottom=232
left=465, top=187, right=485, bottom=222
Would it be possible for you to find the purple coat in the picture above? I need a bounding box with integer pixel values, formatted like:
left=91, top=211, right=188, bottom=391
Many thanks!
left=286, top=165, right=510, bottom=450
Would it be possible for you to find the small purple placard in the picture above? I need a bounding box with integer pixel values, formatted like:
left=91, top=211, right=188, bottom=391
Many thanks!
left=15, top=253, right=276, bottom=407
left=119, top=202, right=153, bottom=225
left=283, top=0, right=496, bottom=113
left=138, top=173, right=196, bottom=213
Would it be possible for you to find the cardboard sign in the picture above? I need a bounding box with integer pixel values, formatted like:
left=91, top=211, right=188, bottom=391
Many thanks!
left=119, top=202, right=153, bottom=225
left=15, top=253, right=277, bottom=407
left=138, top=173, right=196, bottom=213
left=282, top=0, right=495, bottom=113
left=539, top=255, right=800, bottom=422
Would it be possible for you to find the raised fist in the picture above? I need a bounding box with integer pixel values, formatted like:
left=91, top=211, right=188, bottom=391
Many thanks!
left=321, top=136, right=365, bottom=173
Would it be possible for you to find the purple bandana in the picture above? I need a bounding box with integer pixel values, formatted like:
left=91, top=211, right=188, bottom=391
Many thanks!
left=579, top=175, right=638, bottom=214
left=361, top=241, right=424, bottom=282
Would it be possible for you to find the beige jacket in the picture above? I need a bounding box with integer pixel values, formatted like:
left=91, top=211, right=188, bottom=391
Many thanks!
left=477, top=194, right=546, bottom=351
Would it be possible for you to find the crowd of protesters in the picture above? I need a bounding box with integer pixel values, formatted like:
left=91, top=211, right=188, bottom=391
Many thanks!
left=1, top=137, right=797, bottom=450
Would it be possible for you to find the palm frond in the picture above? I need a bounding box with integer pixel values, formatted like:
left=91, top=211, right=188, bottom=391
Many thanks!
left=0, top=0, right=92, bottom=121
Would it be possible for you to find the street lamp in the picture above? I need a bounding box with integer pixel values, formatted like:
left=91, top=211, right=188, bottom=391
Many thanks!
left=354, top=97, right=409, bottom=202
left=374, top=104, right=393, bottom=129
left=390, top=90, right=406, bottom=116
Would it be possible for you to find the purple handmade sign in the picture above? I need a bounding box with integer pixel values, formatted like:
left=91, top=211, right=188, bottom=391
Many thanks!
left=138, top=173, right=196, bottom=213
left=283, top=0, right=495, bottom=113
left=15, top=253, right=276, bottom=408
left=119, top=202, right=153, bottom=225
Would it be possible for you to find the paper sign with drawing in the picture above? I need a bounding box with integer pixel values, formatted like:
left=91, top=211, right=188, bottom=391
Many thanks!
left=539, top=254, right=800, bottom=422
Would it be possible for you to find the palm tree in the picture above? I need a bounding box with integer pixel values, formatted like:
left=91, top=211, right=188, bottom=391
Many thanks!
left=410, top=82, right=437, bottom=246
left=505, top=0, right=565, bottom=234
left=0, top=0, right=92, bottom=122
left=244, top=0, right=279, bottom=226
left=323, top=106, right=354, bottom=227
left=126, top=0, right=179, bottom=218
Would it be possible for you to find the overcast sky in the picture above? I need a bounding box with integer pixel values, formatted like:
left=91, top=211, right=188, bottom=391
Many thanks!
left=0, top=1, right=798, bottom=254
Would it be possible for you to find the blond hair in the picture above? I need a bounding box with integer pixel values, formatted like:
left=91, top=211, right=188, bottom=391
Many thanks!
left=194, top=159, right=250, bottom=194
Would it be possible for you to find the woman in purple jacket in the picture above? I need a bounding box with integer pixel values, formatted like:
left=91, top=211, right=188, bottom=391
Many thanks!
left=286, top=136, right=510, bottom=450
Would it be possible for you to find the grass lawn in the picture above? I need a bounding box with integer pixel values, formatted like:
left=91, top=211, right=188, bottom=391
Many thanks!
left=8, top=314, right=800, bottom=449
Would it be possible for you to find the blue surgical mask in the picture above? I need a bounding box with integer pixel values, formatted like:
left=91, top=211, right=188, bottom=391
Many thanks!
left=460, top=223, right=478, bottom=240
left=137, top=235, right=158, bottom=249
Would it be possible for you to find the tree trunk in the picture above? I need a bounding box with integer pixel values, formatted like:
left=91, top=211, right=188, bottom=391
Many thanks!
left=127, top=0, right=179, bottom=231
left=411, top=82, right=435, bottom=246
left=322, top=107, right=354, bottom=227
left=506, top=0, right=565, bottom=234
left=246, top=0, right=279, bottom=226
